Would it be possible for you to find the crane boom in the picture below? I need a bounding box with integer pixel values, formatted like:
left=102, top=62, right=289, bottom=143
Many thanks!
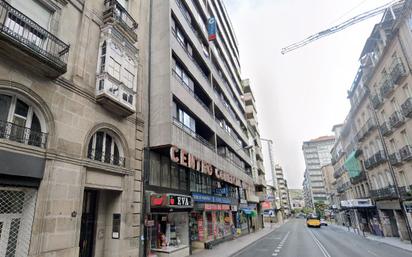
left=281, top=0, right=402, bottom=55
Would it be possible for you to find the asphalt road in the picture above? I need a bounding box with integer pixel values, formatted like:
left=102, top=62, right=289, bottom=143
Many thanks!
left=233, top=218, right=412, bottom=257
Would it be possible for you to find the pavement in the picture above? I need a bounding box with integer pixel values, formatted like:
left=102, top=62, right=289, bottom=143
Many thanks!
left=330, top=223, right=412, bottom=253
left=230, top=218, right=412, bottom=257
left=190, top=221, right=287, bottom=257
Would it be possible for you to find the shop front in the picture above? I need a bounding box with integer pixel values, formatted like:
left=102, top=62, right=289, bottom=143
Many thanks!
left=146, top=193, right=193, bottom=257
left=190, top=192, right=236, bottom=250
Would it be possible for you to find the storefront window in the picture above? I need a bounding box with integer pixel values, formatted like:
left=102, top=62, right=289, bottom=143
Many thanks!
left=161, top=156, right=170, bottom=188
left=148, top=213, right=189, bottom=252
left=190, top=171, right=213, bottom=194
left=148, top=152, right=188, bottom=190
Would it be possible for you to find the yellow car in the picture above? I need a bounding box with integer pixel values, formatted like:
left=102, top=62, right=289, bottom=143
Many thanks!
left=306, top=214, right=321, bottom=228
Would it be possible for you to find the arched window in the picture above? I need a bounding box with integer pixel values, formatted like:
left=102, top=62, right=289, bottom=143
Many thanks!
left=87, top=130, right=125, bottom=167
left=0, top=93, right=47, bottom=147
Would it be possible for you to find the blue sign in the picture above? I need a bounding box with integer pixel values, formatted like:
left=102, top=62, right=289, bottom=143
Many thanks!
left=192, top=192, right=231, bottom=204
left=213, top=187, right=228, bottom=195
left=208, top=17, right=217, bottom=41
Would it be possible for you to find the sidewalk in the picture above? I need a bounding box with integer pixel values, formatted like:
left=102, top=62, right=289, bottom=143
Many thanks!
left=190, top=221, right=288, bottom=257
left=331, top=224, right=412, bottom=252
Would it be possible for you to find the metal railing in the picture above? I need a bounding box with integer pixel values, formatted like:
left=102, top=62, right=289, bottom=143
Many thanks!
left=87, top=148, right=125, bottom=167
left=374, top=150, right=386, bottom=165
left=370, top=185, right=398, bottom=200
left=379, top=75, right=395, bottom=98
left=371, top=93, right=383, bottom=109
left=389, top=110, right=404, bottom=128
left=400, top=145, right=412, bottom=161
left=401, top=97, right=412, bottom=118
left=103, top=0, right=138, bottom=38
left=390, top=58, right=407, bottom=84
left=0, top=120, right=47, bottom=148
left=0, top=0, right=69, bottom=70
left=172, top=117, right=215, bottom=150
left=350, top=171, right=367, bottom=184
left=379, top=121, right=392, bottom=136
left=398, top=185, right=412, bottom=199
left=389, top=152, right=402, bottom=166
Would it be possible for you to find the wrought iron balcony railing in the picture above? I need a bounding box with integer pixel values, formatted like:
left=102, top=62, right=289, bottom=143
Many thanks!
left=0, top=120, right=47, bottom=148
left=379, top=75, right=395, bottom=98
left=380, top=121, right=392, bottom=136
left=365, top=118, right=377, bottom=134
left=371, top=93, right=383, bottom=109
left=389, top=110, right=405, bottom=128
left=401, top=97, right=412, bottom=118
left=370, top=185, right=398, bottom=200
left=389, top=152, right=402, bottom=166
left=390, top=58, right=407, bottom=84
left=0, top=0, right=69, bottom=76
left=400, top=145, right=412, bottom=161
left=399, top=185, right=412, bottom=199
left=87, top=148, right=126, bottom=167
left=103, top=0, right=138, bottom=41
left=374, top=150, right=386, bottom=165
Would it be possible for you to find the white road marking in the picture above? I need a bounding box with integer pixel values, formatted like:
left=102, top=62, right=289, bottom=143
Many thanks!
left=277, top=246, right=282, bottom=249
left=307, top=229, right=331, bottom=257
left=367, top=250, right=378, bottom=256
left=274, top=249, right=280, bottom=252
left=272, top=254, right=278, bottom=256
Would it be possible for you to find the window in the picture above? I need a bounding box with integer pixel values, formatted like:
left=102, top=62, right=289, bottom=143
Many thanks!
left=123, top=68, right=135, bottom=89
left=178, top=107, right=196, bottom=132
left=403, top=84, right=412, bottom=98
left=399, top=171, right=408, bottom=187
left=108, top=57, right=121, bottom=80
left=378, top=173, right=386, bottom=188
left=87, top=130, right=124, bottom=167
left=401, top=130, right=411, bottom=146
left=386, top=170, right=394, bottom=185
left=0, top=93, right=46, bottom=147
left=391, top=98, right=400, bottom=112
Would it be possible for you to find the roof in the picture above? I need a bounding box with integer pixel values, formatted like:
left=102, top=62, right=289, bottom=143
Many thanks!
left=305, top=135, right=335, bottom=143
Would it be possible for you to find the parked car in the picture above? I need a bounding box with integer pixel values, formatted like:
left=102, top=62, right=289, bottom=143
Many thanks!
left=320, top=218, right=328, bottom=226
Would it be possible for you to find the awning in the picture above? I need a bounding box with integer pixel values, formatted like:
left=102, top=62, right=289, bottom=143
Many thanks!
left=241, top=208, right=252, bottom=215
left=344, top=150, right=361, bottom=178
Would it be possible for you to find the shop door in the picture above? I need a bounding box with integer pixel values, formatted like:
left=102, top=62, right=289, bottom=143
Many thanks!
left=388, top=211, right=400, bottom=237
left=0, top=188, right=36, bottom=257
left=79, top=190, right=98, bottom=257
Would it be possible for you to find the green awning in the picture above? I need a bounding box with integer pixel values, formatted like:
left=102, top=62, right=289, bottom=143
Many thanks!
left=344, top=150, right=361, bottom=178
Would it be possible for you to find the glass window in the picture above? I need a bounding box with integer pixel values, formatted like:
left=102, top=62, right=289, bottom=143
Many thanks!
left=0, top=94, right=12, bottom=121
left=150, top=152, right=161, bottom=186
left=108, top=57, right=121, bottom=80
left=170, top=164, right=179, bottom=189
left=161, top=156, right=170, bottom=188
left=87, top=130, right=123, bottom=167
left=123, top=68, right=135, bottom=89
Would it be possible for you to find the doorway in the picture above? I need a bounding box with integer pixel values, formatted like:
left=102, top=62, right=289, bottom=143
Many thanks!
left=79, top=190, right=98, bottom=257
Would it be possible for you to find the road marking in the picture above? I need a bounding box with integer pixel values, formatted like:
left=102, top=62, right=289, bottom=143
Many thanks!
left=272, top=254, right=278, bottom=256
left=367, top=250, right=378, bottom=256
left=307, top=229, right=331, bottom=257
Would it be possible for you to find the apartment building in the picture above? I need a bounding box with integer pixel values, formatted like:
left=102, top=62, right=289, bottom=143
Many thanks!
left=321, top=164, right=336, bottom=206
left=144, top=0, right=260, bottom=256
left=274, top=164, right=291, bottom=216
left=242, top=78, right=266, bottom=230
left=330, top=1, right=412, bottom=241
left=0, top=0, right=147, bottom=257
left=288, top=189, right=305, bottom=210
left=302, top=136, right=335, bottom=208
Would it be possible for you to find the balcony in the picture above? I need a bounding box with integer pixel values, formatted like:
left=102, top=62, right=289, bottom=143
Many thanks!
left=379, top=75, right=395, bottom=98
left=371, top=94, right=383, bottom=109
left=350, top=171, right=367, bottom=184
left=374, top=150, right=386, bottom=165
left=390, top=58, right=407, bottom=84
left=0, top=0, right=69, bottom=77
left=370, top=185, right=398, bottom=200
left=364, top=158, right=373, bottom=170
left=365, top=118, right=377, bottom=134
left=398, top=186, right=412, bottom=200
left=380, top=121, right=392, bottom=136
left=400, top=145, right=412, bottom=161
left=0, top=120, right=47, bottom=148
left=401, top=97, right=412, bottom=118
left=172, top=117, right=215, bottom=151
left=356, top=127, right=366, bottom=142
left=389, top=111, right=405, bottom=128
left=389, top=152, right=403, bottom=166
left=103, top=0, right=138, bottom=42
left=257, top=160, right=265, bottom=173
left=96, top=73, right=136, bottom=116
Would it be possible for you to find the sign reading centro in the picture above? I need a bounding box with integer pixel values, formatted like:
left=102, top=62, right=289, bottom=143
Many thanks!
left=170, top=146, right=251, bottom=190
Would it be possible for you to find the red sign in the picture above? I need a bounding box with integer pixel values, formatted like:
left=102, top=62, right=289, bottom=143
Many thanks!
left=261, top=201, right=271, bottom=210
left=204, top=204, right=230, bottom=211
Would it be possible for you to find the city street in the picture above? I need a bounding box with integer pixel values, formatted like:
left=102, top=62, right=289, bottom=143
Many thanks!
left=233, top=219, right=412, bottom=257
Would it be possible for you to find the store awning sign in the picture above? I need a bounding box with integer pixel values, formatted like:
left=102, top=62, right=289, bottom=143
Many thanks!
left=261, top=201, right=271, bottom=210
left=192, top=192, right=231, bottom=204
left=150, top=193, right=193, bottom=208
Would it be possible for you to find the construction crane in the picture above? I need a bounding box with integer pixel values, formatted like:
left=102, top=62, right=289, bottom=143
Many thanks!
left=281, top=0, right=403, bottom=55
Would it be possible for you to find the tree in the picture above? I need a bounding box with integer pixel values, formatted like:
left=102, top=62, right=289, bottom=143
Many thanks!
left=314, top=201, right=328, bottom=218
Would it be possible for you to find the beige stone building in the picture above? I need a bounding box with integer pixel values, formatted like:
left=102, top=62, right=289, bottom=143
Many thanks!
left=0, top=0, right=148, bottom=256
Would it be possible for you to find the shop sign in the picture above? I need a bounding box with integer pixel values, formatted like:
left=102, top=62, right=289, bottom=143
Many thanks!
left=404, top=201, right=412, bottom=213
left=192, top=192, right=231, bottom=204
left=239, top=199, right=247, bottom=204
left=204, top=204, right=230, bottom=211
left=231, top=205, right=238, bottom=211
left=261, top=201, right=271, bottom=210
left=145, top=220, right=155, bottom=227
left=340, top=199, right=373, bottom=208
left=150, top=193, right=193, bottom=208
left=170, top=146, right=252, bottom=190
left=213, top=186, right=228, bottom=195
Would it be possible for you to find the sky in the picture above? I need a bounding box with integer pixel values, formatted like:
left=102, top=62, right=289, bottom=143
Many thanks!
left=224, top=0, right=391, bottom=189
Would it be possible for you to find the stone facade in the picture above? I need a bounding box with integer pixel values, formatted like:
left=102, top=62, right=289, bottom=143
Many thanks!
left=0, top=0, right=148, bottom=256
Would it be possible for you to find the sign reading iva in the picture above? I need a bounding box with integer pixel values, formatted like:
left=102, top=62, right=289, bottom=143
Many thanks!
left=170, top=146, right=251, bottom=190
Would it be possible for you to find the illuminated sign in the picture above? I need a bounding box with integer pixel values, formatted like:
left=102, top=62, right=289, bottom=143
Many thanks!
left=151, top=193, right=193, bottom=209
left=170, top=146, right=252, bottom=190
